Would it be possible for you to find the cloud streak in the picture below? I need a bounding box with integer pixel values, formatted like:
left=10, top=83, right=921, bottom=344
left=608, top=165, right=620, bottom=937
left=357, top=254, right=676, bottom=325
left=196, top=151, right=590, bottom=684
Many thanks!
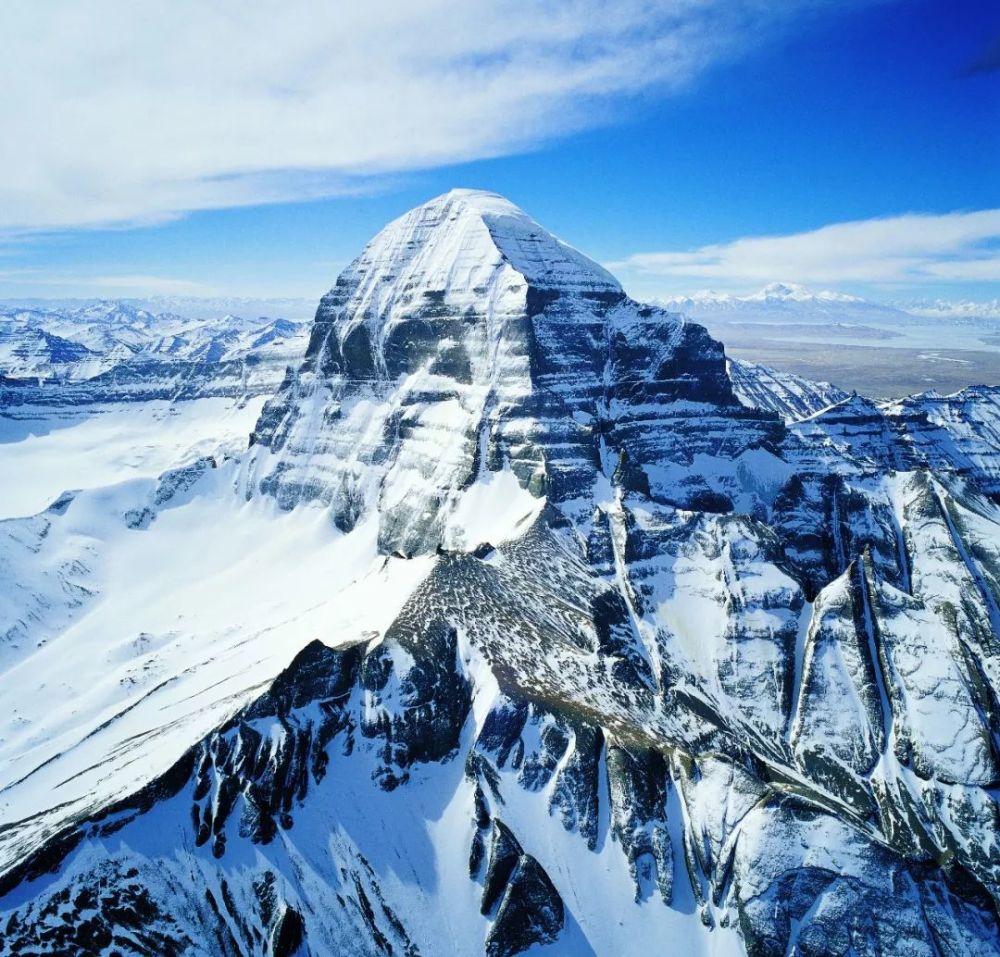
left=612, top=209, right=1000, bottom=289
left=2, top=0, right=857, bottom=231
left=0, top=269, right=219, bottom=297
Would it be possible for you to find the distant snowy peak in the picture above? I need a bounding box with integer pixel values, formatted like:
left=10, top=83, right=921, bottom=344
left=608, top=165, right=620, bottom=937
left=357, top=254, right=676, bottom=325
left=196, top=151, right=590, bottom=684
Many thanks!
left=662, top=284, right=1000, bottom=329
left=70, top=300, right=167, bottom=326
left=143, top=315, right=308, bottom=363
left=743, top=281, right=863, bottom=303
left=668, top=282, right=863, bottom=306
left=135, top=295, right=318, bottom=322
left=0, top=325, right=101, bottom=382
left=661, top=283, right=912, bottom=324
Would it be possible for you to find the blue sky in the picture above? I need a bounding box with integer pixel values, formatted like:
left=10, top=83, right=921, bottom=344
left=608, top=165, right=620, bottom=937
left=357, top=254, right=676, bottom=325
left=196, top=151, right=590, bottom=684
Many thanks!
left=1, top=0, right=997, bottom=304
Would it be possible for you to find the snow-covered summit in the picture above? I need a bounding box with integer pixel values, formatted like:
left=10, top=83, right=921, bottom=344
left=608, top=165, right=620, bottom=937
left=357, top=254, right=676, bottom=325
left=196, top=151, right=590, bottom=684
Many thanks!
left=320, top=188, right=621, bottom=348
left=743, top=281, right=862, bottom=303
left=440, top=189, right=620, bottom=289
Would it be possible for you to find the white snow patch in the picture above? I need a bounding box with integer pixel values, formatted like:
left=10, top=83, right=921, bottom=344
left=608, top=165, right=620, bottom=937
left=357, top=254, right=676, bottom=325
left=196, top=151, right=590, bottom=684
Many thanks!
left=0, top=467, right=435, bottom=872
left=443, top=467, right=543, bottom=550
left=0, top=397, right=264, bottom=519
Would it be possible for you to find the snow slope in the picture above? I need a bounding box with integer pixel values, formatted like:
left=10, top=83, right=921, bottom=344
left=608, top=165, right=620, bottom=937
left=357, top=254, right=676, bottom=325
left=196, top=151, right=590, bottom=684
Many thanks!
left=0, top=463, right=434, bottom=875
left=0, top=398, right=265, bottom=519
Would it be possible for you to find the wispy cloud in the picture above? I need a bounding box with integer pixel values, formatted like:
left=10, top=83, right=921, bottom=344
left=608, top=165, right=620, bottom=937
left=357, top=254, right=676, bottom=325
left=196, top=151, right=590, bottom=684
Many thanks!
left=0, top=269, right=218, bottom=297
left=1, top=0, right=861, bottom=231
left=612, top=209, right=1000, bottom=290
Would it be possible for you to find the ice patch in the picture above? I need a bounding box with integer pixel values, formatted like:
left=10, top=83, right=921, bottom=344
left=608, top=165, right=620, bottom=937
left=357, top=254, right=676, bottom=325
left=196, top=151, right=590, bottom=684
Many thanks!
left=444, top=467, right=543, bottom=550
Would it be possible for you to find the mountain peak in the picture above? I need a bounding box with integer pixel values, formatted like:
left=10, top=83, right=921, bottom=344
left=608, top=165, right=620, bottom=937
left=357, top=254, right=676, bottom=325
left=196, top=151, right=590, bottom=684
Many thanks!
left=253, top=189, right=739, bottom=552
left=425, top=187, right=523, bottom=215
left=301, top=189, right=625, bottom=383
left=331, top=189, right=621, bottom=324
left=750, top=281, right=808, bottom=300
left=745, top=282, right=863, bottom=303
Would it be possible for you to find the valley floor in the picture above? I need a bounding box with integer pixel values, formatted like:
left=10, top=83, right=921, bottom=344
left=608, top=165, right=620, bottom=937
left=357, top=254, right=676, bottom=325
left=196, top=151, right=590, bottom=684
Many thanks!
left=724, top=340, right=1000, bottom=398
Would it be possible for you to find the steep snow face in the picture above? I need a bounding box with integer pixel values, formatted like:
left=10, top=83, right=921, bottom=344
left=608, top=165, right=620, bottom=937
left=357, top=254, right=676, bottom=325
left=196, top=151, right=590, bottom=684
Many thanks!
left=4, top=193, right=1000, bottom=957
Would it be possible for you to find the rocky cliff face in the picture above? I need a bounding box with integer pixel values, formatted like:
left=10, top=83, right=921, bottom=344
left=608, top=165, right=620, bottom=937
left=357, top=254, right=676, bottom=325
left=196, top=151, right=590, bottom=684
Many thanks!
left=2, top=191, right=1000, bottom=957
left=244, top=189, right=753, bottom=553
left=727, top=357, right=850, bottom=421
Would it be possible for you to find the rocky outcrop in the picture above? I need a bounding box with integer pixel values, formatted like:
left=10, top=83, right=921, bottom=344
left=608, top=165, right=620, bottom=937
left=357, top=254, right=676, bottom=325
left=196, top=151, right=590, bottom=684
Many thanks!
left=727, top=357, right=850, bottom=421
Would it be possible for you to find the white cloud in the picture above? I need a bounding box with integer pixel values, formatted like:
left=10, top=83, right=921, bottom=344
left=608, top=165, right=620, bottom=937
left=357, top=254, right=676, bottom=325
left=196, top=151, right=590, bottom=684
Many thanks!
left=613, top=209, right=1000, bottom=288
left=0, top=269, right=218, bottom=297
left=2, top=0, right=855, bottom=230
left=89, top=275, right=218, bottom=295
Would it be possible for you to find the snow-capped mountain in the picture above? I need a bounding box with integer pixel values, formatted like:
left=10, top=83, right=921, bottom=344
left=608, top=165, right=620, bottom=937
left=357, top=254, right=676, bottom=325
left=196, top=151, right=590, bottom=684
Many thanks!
left=1, top=302, right=186, bottom=372
left=140, top=316, right=306, bottom=363
left=662, top=282, right=919, bottom=325
left=664, top=283, right=1000, bottom=336
left=0, top=324, right=102, bottom=382
left=2, top=190, right=1000, bottom=956
left=0, top=301, right=309, bottom=395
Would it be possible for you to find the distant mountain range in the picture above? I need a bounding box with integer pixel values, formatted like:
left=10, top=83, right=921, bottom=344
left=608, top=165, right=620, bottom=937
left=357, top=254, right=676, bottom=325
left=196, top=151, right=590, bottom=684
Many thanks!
left=657, top=282, right=1000, bottom=398
left=660, top=281, right=1000, bottom=327
left=900, top=297, right=1000, bottom=321
left=0, top=301, right=309, bottom=408
left=1, top=295, right=318, bottom=323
